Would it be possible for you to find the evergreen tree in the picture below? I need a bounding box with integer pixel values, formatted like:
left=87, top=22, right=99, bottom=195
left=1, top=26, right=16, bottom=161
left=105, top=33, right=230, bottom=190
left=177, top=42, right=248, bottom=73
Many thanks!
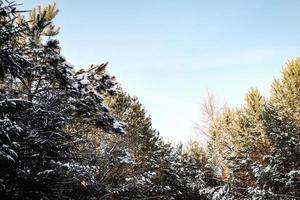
left=205, top=61, right=300, bottom=199
left=206, top=89, right=272, bottom=199
left=105, top=90, right=170, bottom=173
left=0, top=3, right=125, bottom=199
left=252, top=59, right=300, bottom=199
left=3, top=1, right=299, bottom=200
left=103, top=91, right=214, bottom=199
left=227, top=88, right=271, bottom=189
left=103, top=90, right=172, bottom=198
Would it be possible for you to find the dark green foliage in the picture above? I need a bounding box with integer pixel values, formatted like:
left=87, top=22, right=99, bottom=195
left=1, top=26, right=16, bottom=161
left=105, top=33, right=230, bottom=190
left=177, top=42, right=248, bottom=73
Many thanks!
left=1, top=1, right=298, bottom=200
left=0, top=2, right=125, bottom=199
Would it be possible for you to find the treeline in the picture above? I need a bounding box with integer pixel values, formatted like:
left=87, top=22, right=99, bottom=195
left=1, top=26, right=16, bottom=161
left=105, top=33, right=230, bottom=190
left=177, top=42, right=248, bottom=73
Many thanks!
left=0, top=2, right=299, bottom=200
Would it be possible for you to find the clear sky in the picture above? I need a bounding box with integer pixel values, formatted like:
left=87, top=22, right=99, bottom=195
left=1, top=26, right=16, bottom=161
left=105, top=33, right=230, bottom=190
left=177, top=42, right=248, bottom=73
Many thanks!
left=19, top=0, right=300, bottom=144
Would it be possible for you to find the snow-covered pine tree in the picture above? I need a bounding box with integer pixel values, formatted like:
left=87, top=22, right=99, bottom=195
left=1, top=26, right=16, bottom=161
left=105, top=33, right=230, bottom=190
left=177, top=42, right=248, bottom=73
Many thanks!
left=103, top=90, right=172, bottom=198
left=251, top=59, right=300, bottom=199
left=105, top=90, right=170, bottom=172
left=94, top=90, right=215, bottom=199
left=205, top=89, right=272, bottom=199
left=0, top=2, right=125, bottom=199
left=226, top=88, right=271, bottom=189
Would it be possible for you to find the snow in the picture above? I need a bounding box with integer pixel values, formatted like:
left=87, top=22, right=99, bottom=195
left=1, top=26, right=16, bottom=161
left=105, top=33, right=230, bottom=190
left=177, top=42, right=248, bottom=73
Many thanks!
left=113, top=120, right=127, bottom=134
left=93, top=74, right=101, bottom=80
left=76, top=74, right=90, bottom=85
left=118, top=151, right=133, bottom=164
left=64, top=61, right=75, bottom=69
left=37, top=169, right=54, bottom=176
left=113, top=121, right=124, bottom=130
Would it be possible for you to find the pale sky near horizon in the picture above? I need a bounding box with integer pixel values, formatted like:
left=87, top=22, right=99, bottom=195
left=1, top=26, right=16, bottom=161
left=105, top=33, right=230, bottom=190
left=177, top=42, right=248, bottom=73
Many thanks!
left=19, top=0, right=300, bottom=144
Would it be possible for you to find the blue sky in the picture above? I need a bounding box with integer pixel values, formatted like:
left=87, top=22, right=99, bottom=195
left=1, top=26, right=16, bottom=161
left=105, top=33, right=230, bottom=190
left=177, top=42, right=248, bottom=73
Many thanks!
left=19, top=0, right=300, bottom=143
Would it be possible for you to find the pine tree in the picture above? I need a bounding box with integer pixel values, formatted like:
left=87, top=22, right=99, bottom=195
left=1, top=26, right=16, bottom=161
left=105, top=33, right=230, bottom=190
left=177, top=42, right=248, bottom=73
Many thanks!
left=252, top=59, right=300, bottom=199
left=102, top=90, right=214, bottom=199
left=228, top=88, right=271, bottom=189
left=103, top=90, right=173, bottom=198
left=207, top=108, right=237, bottom=179
left=0, top=3, right=125, bottom=199
left=105, top=90, right=170, bottom=172
left=206, top=89, right=273, bottom=199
